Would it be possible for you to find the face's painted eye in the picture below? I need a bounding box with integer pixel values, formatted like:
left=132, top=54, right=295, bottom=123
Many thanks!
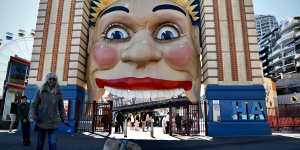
left=105, top=26, right=129, bottom=40
left=155, top=25, right=180, bottom=41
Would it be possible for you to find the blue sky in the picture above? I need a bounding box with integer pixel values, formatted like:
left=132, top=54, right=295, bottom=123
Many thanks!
left=253, top=0, right=300, bottom=22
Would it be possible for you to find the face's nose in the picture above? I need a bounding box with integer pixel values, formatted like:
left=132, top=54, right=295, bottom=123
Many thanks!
left=121, top=30, right=162, bottom=68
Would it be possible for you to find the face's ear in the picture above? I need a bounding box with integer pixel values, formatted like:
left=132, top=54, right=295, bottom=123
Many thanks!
left=88, top=26, right=96, bottom=54
left=192, top=26, right=202, bottom=55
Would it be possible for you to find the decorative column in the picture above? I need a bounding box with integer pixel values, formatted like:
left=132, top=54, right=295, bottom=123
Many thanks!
left=201, top=0, right=271, bottom=136
left=25, top=0, right=89, bottom=133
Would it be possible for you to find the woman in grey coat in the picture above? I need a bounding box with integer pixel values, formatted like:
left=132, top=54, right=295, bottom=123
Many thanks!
left=30, top=72, right=67, bottom=150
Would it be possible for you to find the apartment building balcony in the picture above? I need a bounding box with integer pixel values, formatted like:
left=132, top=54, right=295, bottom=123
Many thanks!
left=296, top=29, right=300, bottom=38
left=283, top=61, right=295, bottom=68
left=259, top=52, right=268, bottom=59
left=280, top=18, right=300, bottom=34
left=268, top=48, right=281, bottom=59
left=296, top=61, right=300, bottom=67
left=295, top=54, right=300, bottom=60
left=282, top=51, right=296, bottom=60
left=281, top=43, right=295, bottom=53
left=276, top=33, right=294, bottom=46
left=269, top=57, right=282, bottom=66
left=295, top=38, right=300, bottom=45
left=269, top=65, right=283, bottom=74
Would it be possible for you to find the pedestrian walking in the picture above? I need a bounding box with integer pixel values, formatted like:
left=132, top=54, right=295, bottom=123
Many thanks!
left=146, top=114, right=151, bottom=131
left=130, top=113, right=134, bottom=130
left=30, top=72, right=68, bottom=150
left=141, top=112, right=146, bottom=131
left=17, top=96, right=31, bottom=146
left=135, top=114, right=140, bottom=131
left=116, top=112, right=124, bottom=133
left=9, top=98, right=18, bottom=133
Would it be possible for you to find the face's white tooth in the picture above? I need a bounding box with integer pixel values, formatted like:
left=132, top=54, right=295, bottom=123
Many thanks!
left=143, top=90, right=148, bottom=99
left=174, top=89, right=179, bottom=96
left=144, top=90, right=151, bottom=99
left=171, top=89, right=176, bottom=97
left=112, top=88, right=119, bottom=97
left=104, top=86, right=111, bottom=93
left=175, top=88, right=183, bottom=96
left=122, top=90, right=128, bottom=98
left=147, top=90, right=151, bottom=99
left=151, top=90, right=158, bottom=98
left=158, top=90, right=165, bottom=98
left=107, top=87, right=114, bottom=95
left=136, top=91, right=143, bottom=98
left=127, top=90, right=134, bottom=99
left=167, top=90, right=174, bottom=97
left=116, top=89, right=123, bottom=97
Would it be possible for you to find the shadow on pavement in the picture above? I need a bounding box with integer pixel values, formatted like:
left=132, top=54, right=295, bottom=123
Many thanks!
left=1, top=131, right=300, bottom=150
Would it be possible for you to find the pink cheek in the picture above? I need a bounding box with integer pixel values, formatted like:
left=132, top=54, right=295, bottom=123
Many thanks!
left=93, top=46, right=118, bottom=69
left=166, top=44, right=192, bottom=68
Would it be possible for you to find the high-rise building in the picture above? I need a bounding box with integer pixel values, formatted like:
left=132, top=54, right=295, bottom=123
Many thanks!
left=259, top=17, right=300, bottom=79
left=255, top=15, right=279, bottom=42
left=268, top=17, right=300, bottom=79
left=258, top=27, right=280, bottom=77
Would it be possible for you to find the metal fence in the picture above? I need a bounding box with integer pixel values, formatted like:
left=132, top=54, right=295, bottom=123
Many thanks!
left=267, top=107, right=300, bottom=130
left=76, top=101, right=113, bottom=134
left=169, top=100, right=207, bottom=136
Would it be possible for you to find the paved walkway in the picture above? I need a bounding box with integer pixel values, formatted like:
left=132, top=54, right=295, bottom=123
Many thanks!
left=1, top=128, right=300, bottom=150
left=85, top=127, right=183, bottom=140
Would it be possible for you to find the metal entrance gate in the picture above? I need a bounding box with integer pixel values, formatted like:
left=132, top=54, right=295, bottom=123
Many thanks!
left=76, top=101, right=113, bottom=134
left=169, top=100, right=207, bottom=136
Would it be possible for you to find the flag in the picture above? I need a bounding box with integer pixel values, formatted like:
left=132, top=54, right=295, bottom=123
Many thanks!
left=30, top=29, right=36, bottom=37
left=6, top=32, right=13, bottom=40
left=18, top=29, right=25, bottom=37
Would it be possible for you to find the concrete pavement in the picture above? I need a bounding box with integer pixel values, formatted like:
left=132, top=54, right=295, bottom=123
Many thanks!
left=1, top=128, right=300, bottom=150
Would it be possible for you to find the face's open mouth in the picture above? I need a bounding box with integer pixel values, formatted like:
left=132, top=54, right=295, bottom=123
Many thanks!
left=95, top=77, right=192, bottom=99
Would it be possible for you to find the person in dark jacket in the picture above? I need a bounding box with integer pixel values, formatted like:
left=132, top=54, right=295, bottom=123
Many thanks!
left=18, top=96, right=31, bottom=146
left=141, top=112, right=147, bottom=131
left=30, top=72, right=67, bottom=150
left=9, top=98, right=18, bottom=133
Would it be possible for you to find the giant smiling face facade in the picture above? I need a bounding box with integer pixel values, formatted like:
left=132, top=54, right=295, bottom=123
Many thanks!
left=87, top=0, right=201, bottom=103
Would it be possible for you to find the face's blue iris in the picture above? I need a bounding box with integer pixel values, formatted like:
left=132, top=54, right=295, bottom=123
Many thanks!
left=109, top=31, right=124, bottom=40
left=156, top=26, right=179, bottom=41
left=161, top=31, right=175, bottom=40
left=106, top=27, right=129, bottom=40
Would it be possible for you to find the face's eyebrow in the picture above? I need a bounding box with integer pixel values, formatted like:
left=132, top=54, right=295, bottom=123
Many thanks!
left=100, top=6, right=129, bottom=17
left=152, top=4, right=186, bottom=16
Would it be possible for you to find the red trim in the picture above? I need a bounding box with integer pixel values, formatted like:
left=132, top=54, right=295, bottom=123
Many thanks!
left=38, top=0, right=52, bottom=81
left=64, top=0, right=76, bottom=81
left=226, top=0, right=238, bottom=81
left=51, top=0, right=65, bottom=73
left=7, top=83, right=26, bottom=90
left=10, top=56, right=30, bottom=65
left=240, top=0, right=252, bottom=81
left=96, top=77, right=192, bottom=91
left=213, top=0, right=224, bottom=81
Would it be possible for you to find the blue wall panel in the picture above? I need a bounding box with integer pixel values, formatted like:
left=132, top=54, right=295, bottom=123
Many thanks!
left=205, top=85, right=271, bottom=136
